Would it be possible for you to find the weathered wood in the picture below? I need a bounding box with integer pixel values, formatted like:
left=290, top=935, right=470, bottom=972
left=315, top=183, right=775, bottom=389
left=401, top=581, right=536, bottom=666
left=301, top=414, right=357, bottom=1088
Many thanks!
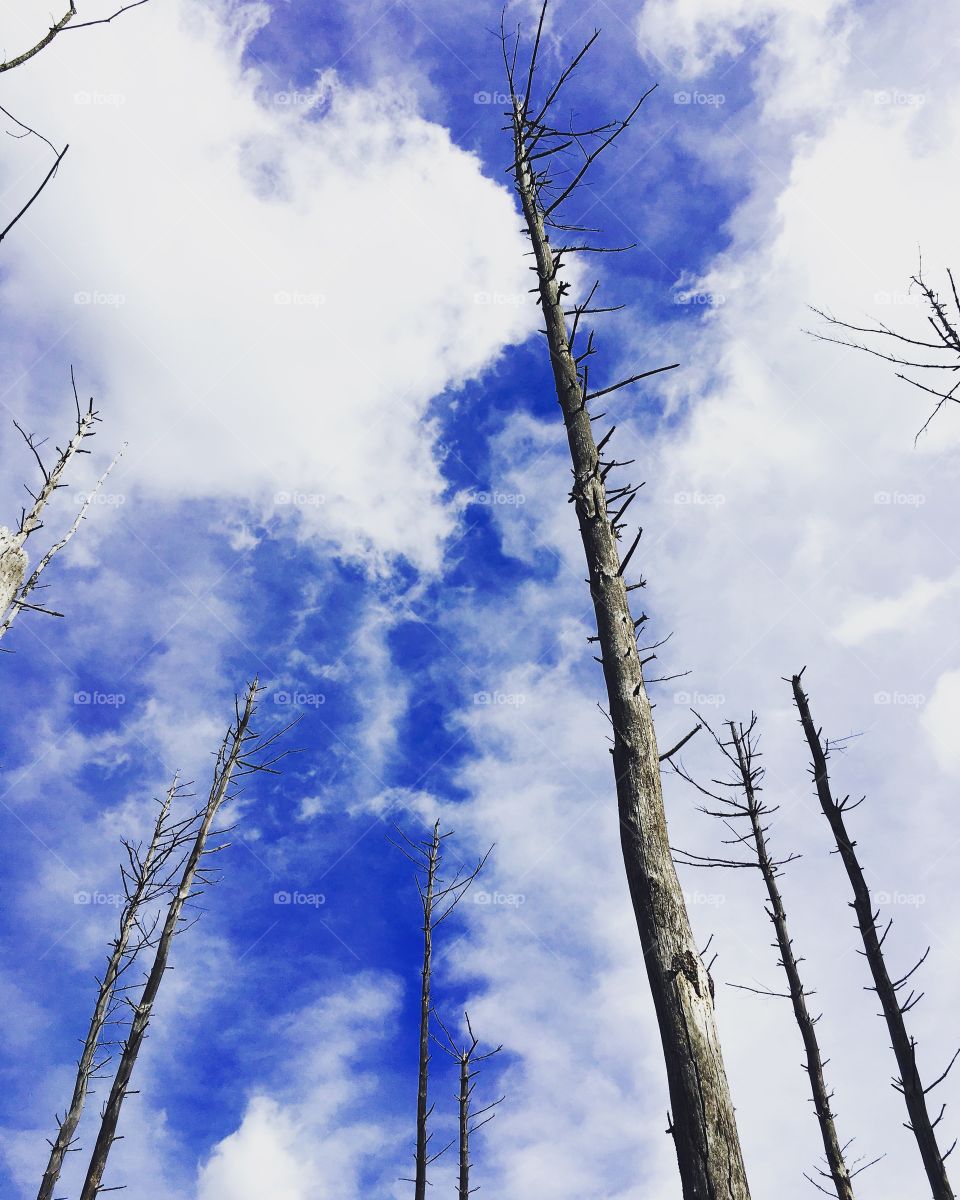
left=791, top=672, right=955, bottom=1200
left=504, top=30, right=751, bottom=1191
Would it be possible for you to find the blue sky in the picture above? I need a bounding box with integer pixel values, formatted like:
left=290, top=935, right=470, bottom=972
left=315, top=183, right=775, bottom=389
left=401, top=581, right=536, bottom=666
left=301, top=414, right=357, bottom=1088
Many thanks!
left=2, top=1, right=960, bottom=1197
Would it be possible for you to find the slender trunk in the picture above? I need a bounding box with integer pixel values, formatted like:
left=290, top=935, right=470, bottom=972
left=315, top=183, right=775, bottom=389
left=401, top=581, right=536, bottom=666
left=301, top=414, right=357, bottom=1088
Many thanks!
left=791, top=674, right=954, bottom=1200
left=414, top=823, right=440, bottom=1200
left=79, top=689, right=257, bottom=1200
left=511, top=103, right=750, bottom=1200
left=730, top=725, right=854, bottom=1200
left=458, top=1053, right=470, bottom=1200
left=37, top=790, right=175, bottom=1200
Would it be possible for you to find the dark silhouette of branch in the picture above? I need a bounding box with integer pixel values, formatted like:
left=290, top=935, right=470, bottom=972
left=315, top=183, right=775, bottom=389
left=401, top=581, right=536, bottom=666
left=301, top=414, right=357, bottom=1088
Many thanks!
left=675, top=712, right=877, bottom=1198
left=391, top=823, right=491, bottom=1200
left=790, top=669, right=956, bottom=1200
left=807, top=260, right=960, bottom=441
left=77, top=682, right=294, bottom=1199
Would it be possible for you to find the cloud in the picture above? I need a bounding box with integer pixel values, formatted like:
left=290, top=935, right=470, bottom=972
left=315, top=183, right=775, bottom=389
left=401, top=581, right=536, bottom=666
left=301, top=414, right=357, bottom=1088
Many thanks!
left=195, top=974, right=404, bottom=1200
left=0, top=0, right=534, bottom=572
left=922, top=669, right=960, bottom=774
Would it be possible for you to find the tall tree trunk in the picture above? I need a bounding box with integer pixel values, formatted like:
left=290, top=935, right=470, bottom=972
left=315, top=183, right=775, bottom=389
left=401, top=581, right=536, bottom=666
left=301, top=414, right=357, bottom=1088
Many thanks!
left=79, top=683, right=263, bottom=1200
left=791, top=672, right=955, bottom=1200
left=505, top=37, right=751, bottom=1192
left=729, top=722, right=855, bottom=1199
left=414, top=822, right=440, bottom=1200
left=37, top=785, right=180, bottom=1200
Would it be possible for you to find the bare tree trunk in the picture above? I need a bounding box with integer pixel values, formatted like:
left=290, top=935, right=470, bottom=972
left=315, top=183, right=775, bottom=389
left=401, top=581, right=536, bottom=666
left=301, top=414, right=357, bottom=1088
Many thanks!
left=393, top=826, right=491, bottom=1198
left=38, top=782, right=192, bottom=1200
left=728, top=722, right=857, bottom=1199
left=1, top=382, right=122, bottom=644
left=415, top=822, right=440, bottom=1200
left=790, top=671, right=955, bottom=1200
left=501, top=10, right=750, bottom=1196
left=78, top=681, right=281, bottom=1200
left=458, top=1049, right=470, bottom=1200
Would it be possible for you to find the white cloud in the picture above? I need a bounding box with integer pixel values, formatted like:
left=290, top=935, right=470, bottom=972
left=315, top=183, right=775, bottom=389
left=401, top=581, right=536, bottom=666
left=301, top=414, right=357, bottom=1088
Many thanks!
left=922, top=669, right=960, bottom=773
left=0, top=0, right=534, bottom=572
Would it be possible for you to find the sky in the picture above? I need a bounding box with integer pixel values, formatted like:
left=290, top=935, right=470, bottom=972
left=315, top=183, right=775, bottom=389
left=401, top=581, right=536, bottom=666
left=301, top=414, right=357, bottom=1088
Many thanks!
left=1, top=0, right=959, bottom=1197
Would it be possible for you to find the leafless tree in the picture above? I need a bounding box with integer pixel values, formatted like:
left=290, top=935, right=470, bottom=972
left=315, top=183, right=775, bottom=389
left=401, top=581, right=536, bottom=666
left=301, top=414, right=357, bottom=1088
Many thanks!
left=674, top=714, right=880, bottom=1199
left=434, top=1010, right=503, bottom=1200
left=500, top=5, right=749, bottom=1195
left=0, top=375, right=122, bottom=647
left=70, top=680, right=292, bottom=1199
left=0, top=2, right=152, bottom=73
left=808, top=262, right=960, bottom=440
left=392, top=822, right=492, bottom=1200
left=790, top=669, right=957, bottom=1200
left=37, top=777, right=201, bottom=1200
left=0, top=2, right=153, bottom=243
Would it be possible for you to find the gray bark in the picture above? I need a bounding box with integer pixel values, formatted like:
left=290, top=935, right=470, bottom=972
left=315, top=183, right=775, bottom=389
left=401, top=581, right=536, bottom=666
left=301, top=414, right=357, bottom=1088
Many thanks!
left=791, top=672, right=955, bottom=1200
left=79, top=684, right=263, bottom=1200
left=728, top=723, right=856, bottom=1199
left=506, top=70, right=751, bottom=1199
left=37, top=785, right=184, bottom=1200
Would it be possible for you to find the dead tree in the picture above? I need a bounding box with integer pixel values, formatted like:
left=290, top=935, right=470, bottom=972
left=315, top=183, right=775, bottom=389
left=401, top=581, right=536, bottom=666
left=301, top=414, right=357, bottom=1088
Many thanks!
left=76, top=681, right=291, bottom=1200
left=0, top=2, right=152, bottom=73
left=674, top=715, right=878, bottom=1199
left=37, top=777, right=200, bottom=1200
left=500, top=6, right=750, bottom=1195
left=808, top=262, right=960, bottom=440
left=0, top=377, right=122, bottom=646
left=434, top=1011, right=503, bottom=1200
left=392, top=822, right=491, bottom=1200
left=790, top=669, right=957, bottom=1200
left=0, top=3, right=152, bottom=242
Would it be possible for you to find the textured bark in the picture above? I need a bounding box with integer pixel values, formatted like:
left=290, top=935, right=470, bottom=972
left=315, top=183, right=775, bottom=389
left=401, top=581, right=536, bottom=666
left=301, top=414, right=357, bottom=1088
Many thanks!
left=509, top=95, right=750, bottom=1200
left=458, top=1052, right=470, bottom=1200
left=0, top=528, right=27, bottom=625
left=37, top=787, right=179, bottom=1200
left=414, top=823, right=440, bottom=1200
left=729, top=724, right=855, bottom=1200
left=79, top=685, right=261, bottom=1200
left=791, top=673, right=955, bottom=1200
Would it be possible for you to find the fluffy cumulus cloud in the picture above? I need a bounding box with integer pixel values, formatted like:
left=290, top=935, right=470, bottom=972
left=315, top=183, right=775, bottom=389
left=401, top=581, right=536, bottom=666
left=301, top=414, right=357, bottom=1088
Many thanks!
left=196, top=975, right=404, bottom=1200
left=0, top=0, right=534, bottom=571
